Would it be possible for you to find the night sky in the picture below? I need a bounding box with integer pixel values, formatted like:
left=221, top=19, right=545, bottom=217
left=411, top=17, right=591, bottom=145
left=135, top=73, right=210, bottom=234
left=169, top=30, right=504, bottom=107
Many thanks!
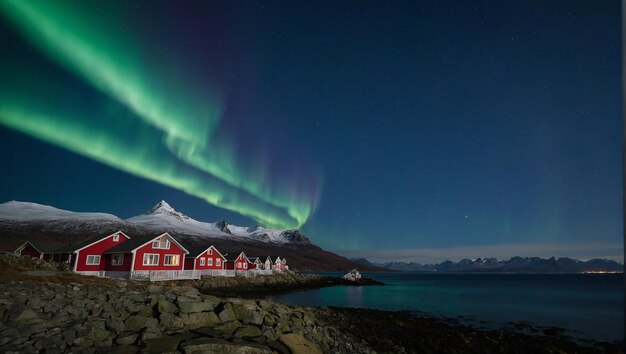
left=0, top=1, right=622, bottom=263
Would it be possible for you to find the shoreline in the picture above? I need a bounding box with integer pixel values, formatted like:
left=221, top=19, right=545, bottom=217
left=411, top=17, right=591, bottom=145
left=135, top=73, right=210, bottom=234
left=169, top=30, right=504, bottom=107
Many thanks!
left=0, top=271, right=622, bottom=353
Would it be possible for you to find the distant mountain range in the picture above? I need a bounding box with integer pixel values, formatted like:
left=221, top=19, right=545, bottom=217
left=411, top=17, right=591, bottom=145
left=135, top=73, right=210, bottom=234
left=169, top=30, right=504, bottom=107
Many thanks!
left=0, top=200, right=385, bottom=272
left=351, top=257, right=623, bottom=273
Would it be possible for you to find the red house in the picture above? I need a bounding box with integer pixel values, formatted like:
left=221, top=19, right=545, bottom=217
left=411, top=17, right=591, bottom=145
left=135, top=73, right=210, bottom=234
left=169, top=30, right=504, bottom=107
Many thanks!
left=184, top=245, right=226, bottom=272
left=14, top=241, right=57, bottom=259
left=104, top=232, right=189, bottom=280
left=49, top=231, right=130, bottom=275
left=224, top=251, right=251, bottom=271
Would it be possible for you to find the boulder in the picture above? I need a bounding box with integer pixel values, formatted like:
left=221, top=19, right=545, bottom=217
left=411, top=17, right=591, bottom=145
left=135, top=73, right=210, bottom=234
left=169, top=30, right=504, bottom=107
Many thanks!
left=157, top=296, right=178, bottom=314
left=218, top=303, right=236, bottom=322
left=14, top=308, right=40, bottom=323
left=215, top=320, right=242, bottom=337
left=181, top=337, right=272, bottom=354
left=179, top=301, right=214, bottom=313
left=233, top=325, right=262, bottom=339
left=147, top=285, right=163, bottom=293
left=159, top=313, right=185, bottom=330
left=279, top=333, right=323, bottom=354
left=142, top=335, right=181, bottom=353
left=125, top=315, right=158, bottom=331
left=180, top=312, right=221, bottom=329
left=233, top=303, right=264, bottom=325
left=115, top=332, right=139, bottom=345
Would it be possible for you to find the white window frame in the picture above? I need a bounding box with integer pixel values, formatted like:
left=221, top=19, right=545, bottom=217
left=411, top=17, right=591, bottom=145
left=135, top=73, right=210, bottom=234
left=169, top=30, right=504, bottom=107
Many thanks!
left=237, top=261, right=241, bottom=269
left=164, top=254, right=179, bottom=266
left=152, top=238, right=170, bottom=249
left=113, top=234, right=119, bottom=242
left=208, top=258, right=213, bottom=266
left=216, top=259, right=221, bottom=266
left=243, top=262, right=248, bottom=269
left=143, top=253, right=159, bottom=266
left=86, top=255, right=100, bottom=265
left=111, top=254, right=123, bottom=266
left=200, top=257, right=205, bottom=266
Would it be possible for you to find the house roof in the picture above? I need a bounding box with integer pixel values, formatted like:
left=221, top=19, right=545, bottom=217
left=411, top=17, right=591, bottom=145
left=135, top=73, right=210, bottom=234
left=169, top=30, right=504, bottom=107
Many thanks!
left=224, top=251, right=248, bottom=262
left=53, top=231, right=130, bottom=254
left=15, top=240, right=59, bottom=254
left=104, top=233, right=188, bottom=254
left=184, top=245, right=226, bottom=260
left=263, top=256, right=281, bottom=262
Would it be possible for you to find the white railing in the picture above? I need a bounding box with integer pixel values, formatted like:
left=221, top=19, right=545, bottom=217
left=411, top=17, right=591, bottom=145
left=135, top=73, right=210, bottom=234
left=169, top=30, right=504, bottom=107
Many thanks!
left=148, top=270, right=200, bottom=281
left=105, top=271, right=130, bottom=279
left=249, top=269, right=273, bottom=276
left=198, top=269, right=236, bottom=277
left=130, top=271, right=150, bottom=281
left=77, top=271, right=106, bottom=277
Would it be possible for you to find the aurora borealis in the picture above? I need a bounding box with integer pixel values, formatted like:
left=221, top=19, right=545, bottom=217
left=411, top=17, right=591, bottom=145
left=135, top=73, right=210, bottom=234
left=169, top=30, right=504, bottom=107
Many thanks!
left=0, top=0, right=318, bottom=229
left=0, top=1, right=622, bottom=262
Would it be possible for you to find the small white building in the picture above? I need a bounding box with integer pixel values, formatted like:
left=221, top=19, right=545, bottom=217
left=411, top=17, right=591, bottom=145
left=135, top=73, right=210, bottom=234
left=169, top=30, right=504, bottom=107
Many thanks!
left=343, top=269, right=362, bottom=281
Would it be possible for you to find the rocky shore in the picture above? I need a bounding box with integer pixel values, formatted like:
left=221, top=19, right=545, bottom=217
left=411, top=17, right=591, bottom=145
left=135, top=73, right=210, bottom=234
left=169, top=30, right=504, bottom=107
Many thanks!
left=0, top=254, right=622, bottom=353
left=192, top=272, right=383, bottom=297
left=0, top=279, right=372, bottom=353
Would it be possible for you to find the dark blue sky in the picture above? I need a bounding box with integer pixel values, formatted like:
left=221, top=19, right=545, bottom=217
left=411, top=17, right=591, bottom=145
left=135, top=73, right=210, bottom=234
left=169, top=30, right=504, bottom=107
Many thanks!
left=0, top=1, right=622, bottom=262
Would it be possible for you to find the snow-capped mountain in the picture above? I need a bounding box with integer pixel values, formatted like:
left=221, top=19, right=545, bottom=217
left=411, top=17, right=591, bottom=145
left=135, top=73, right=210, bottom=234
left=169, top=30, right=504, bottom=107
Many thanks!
left=0, top=201, right=129, bottom=235
left=0, top=200, right=379, bottom=272
left=127, top=200, right=229, bottom=237
left=0, top=200, right=310, bottom=244
left=0, top=201, right=121, bottom=222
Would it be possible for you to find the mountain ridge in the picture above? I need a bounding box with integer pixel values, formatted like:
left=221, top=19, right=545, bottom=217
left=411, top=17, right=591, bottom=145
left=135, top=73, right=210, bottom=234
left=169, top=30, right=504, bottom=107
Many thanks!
left=0, top=200, right=386, bottom=272
left=353, top=256, right=623, bottom=273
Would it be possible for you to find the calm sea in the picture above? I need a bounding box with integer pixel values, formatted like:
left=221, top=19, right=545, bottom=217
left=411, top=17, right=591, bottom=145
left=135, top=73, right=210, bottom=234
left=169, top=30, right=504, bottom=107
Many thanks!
left=264, top=273, right=624, bottom=341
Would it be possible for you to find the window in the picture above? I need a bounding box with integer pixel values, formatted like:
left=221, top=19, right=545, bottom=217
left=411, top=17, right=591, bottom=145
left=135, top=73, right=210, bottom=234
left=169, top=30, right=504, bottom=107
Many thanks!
left=111, top=254, right=123, bottom=266
left=237, top=262, right=241, bottom=268
left=200, top=257, right=205, bottom=266
left=143, top=254, right=159, bottom=266
left=164, top=254, right=179, bottom=266
left=86, top=255, right=100, bottom=265
left=208, top=258, right=213, bottom=266
left=243, top=262, right=248, bottom=269
left=216, top=259, right=221, bottom=266
left=208, top=249, right=212, bottom=255
left=113, top=234, right=119, bottom=242
left=152, top=238, right=170, bottom=249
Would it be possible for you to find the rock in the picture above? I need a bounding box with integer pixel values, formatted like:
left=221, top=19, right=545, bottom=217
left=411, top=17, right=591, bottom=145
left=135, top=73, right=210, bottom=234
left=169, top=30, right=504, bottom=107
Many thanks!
left=72, top=336, right=94, bottom=347
left=140, top=326, right=163, bottom=341
left=180, top=312, right=221, bottom=329
left=106, top=318, right=126, bottom=334
left=263, top=315, right=276, bottom=326
left=157, top=296, right=178, bottom=314
left=233, top=303, right=264, bottom=325
left=178, top=301, right=214, bottom=313
left=115, top=332, right=139, bottom=345
left=125, top=315, right=158, bottom=331
left=192, top=326, right=221, bottom=338
left=137, top=305, right=154, bottom=317
left=147, top=285, right=163, bottom=293
left=85, top=326, right=112, bottom=344
left=200, top=295, right=221, bottom=308
left=215, top=320, right=242, bottom=337
left=14, top=308, right=40, bottom=323
left=171, top=286, right=200, bottom=298
left=218, top=303, right=236, bottom=322
left=279, top=333, right=322, bottom=354
left=181, top=337, right=272, bottom=354
left=142, top=335, right=181, bottom=353
left=267, top=339, right=291, bottom=354
left=233, top=325, right=262, bottom=339
left=159, top=313, right=185, bottom=330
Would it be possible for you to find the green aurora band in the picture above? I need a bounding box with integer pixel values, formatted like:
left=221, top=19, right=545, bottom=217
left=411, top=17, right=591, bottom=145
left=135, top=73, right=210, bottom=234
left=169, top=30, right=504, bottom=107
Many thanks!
left=0, top=0, right=318, bottom=228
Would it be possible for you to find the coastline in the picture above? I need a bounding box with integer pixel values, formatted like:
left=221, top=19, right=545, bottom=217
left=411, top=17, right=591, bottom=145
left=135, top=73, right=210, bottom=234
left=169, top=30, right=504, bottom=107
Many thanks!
left=0, top=268, right=623, bottom=353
